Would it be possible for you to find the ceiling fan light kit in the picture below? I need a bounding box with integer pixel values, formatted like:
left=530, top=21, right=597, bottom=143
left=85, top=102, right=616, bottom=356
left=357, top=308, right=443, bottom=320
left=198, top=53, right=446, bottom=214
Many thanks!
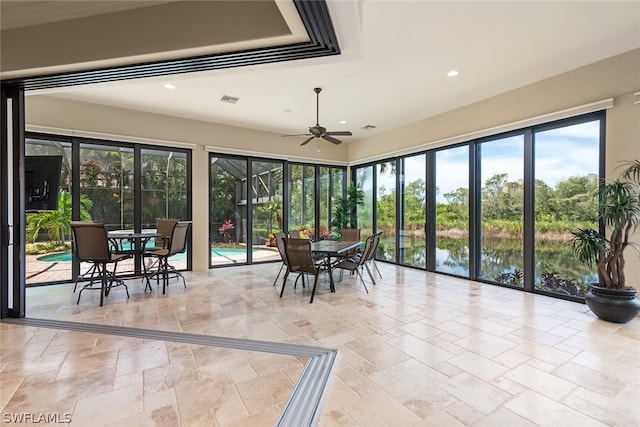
left=286, top=87, right=352, bottom=146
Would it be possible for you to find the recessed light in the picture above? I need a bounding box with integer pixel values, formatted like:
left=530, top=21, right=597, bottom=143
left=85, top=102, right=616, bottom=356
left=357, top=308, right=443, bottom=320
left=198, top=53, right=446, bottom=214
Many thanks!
left=163, top=83, right=175, bottom=89
left=339, top=120, right=347, bottom=124
left=447, top=70, right=459, bottom=77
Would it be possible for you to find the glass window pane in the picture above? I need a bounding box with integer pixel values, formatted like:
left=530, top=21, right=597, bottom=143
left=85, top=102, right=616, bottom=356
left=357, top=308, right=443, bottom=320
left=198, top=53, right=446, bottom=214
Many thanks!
left=79, top=144, right=134, bottom=275
left=355, top=166, right=374, bottom=238
left=435, top=146, right=470, bottom=275
left=534, top=120, right=599, bottom=296
left=25, top=138, right=72, bottom=285
left=479, top=135, right=525, bottom=287
left=251, top=160, right=283, bottom=262
left=377, top=161, right=396, bottom=261
left=210, top=156, right=248, bottom=266
left=400, top=154, right=426, bottom=267
left=141, top=149, right=188, bottom=227
left=287, top=164, right=315, bottom=239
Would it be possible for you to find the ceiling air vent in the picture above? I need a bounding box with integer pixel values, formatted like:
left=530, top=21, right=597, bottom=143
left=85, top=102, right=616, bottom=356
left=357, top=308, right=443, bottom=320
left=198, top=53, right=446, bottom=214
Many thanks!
left=361, top=125, right=377, bottom=130
left=220, top=95, right=239, bottom=104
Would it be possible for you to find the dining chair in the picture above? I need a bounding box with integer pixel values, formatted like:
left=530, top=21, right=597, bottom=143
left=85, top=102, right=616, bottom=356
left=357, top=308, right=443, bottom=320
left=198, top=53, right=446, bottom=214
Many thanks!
left=288, top=229, right=301, bottom=238
left=281, top=238, right=324, bottom=303
left=70, top=221, right=130, bottom=306
left=369, top=231, right=383, bottom=280
left=333, top=233, right=377, bottom=294
left=143, top=218, right=178, bottom=276
left=340, top=228, right=361, bottom=254
left=340, top=228, right=361, bottom=242
left=144, top=221, right=191, bottom=294
left=153, top=218, right=179, bottom=250
left=272, top=232, right=288, bottom=286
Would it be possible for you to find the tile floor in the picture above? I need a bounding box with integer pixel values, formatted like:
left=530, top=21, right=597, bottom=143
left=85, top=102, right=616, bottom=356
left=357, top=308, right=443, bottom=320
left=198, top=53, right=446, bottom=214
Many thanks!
left=1, top=262, right=639, bottom=426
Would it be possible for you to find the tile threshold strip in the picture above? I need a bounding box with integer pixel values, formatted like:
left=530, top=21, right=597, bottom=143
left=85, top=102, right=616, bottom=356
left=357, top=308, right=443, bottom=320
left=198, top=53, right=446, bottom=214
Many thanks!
left=2, top=317, right=338, bottom=427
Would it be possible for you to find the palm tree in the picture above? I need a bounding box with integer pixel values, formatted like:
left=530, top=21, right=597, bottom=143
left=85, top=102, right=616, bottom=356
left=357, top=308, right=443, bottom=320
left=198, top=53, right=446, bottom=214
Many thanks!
left=26, top=189, right=93, bottom=244
left=571, top=160, right=640, bottom=289
left=331, top=182, right=364, bottom=232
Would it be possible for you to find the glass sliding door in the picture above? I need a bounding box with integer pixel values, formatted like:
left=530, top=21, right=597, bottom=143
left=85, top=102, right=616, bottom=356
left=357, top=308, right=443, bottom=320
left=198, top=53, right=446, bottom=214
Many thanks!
left=251, top=159, right=283, bottom=262
left=533, top=118, right=600, bottom=297
left=79, top=143, right=134, bottom=275
left=209, top=156, right=248, bottom=266
left=140, top=148, right=189, bottom=268
left=400, top=154, right=426, bottom=268
left=287, top=164, right=315, bottom=238
left=478, top=134, right=525, bottom=287
left=25, top=137, right=72, bottom=284
left=24, top=134, right=193, bottom=285
left=435, top=145, right=469, bottom=276
left=355, top=165, right=374, bottom=236
left=376, top=161, right=396, bottom=261
left=318, top=166, right=345, bottom=241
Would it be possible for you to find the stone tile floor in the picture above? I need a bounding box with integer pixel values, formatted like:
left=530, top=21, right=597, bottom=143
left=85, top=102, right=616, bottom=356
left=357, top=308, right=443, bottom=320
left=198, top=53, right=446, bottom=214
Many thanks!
left=2, top=262, right=639, bottom=426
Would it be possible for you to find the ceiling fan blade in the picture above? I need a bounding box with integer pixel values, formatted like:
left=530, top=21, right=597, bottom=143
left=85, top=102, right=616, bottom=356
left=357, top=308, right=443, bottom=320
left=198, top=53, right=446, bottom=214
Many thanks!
left=300, top=136, right=315, bottom=146
left=283, top=133, right=311, bottom=137
left=325, top=131, right=352, bottom=136
left=322, top=135, right=342, bottom=145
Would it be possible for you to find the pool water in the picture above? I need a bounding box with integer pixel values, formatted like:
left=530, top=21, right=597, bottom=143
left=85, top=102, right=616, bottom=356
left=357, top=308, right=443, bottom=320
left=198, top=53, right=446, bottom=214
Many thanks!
left=37, top=247, right=272, bottom=262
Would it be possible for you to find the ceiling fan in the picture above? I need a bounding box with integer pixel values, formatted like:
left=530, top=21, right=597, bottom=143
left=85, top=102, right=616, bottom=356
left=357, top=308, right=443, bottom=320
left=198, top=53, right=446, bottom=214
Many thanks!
left=285, top=87, right=352, bottom=146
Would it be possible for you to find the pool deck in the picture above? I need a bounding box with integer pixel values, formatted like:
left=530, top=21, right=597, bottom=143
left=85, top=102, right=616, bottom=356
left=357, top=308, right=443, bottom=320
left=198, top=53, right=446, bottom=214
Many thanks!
left=26, top=247, right=280, bottom=285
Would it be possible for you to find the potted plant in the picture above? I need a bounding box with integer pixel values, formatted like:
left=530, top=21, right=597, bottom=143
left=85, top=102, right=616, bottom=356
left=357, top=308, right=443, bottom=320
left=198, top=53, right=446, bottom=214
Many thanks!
left=570, top=160, right=640, bottom=323
left=331, top=182, right=365, bottom=234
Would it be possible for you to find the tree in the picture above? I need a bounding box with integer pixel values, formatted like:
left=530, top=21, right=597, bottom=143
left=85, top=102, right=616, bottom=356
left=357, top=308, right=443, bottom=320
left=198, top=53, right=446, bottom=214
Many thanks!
left=26, top=189, right=93, bottom=243
left=555, top=175, right=598, bottom=221
left=404, top=179, right=426, bottom=228
left=331, top=182, right=364, bottom=231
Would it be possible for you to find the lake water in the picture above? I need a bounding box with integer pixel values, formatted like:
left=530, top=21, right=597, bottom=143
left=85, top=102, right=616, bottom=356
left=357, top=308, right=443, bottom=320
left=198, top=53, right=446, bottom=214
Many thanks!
left=379, top=236, right=596, bottom=295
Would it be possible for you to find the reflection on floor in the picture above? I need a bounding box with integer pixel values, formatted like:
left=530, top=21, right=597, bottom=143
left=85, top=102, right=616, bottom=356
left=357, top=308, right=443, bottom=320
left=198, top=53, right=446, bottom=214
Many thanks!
left=2, top=263, right=640, bottom=426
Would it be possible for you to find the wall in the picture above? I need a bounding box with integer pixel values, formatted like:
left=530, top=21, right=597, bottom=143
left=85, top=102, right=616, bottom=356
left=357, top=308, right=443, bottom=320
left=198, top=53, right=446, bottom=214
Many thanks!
left=26, top=49, right=640, bottom=280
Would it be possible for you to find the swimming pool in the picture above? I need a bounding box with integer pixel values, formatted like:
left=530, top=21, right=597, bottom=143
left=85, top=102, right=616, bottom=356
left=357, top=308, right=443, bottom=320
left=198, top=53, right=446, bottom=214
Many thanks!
left=37, top=247, right=275, bottom=262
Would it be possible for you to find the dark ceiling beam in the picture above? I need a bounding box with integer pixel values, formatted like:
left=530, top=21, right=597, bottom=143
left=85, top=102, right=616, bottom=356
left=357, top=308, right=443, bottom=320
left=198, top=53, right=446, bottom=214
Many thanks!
left=1, top=0, right=340, bottom=91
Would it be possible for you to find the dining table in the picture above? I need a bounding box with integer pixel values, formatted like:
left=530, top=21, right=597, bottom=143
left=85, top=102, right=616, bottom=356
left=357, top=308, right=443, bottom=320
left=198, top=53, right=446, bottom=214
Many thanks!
left=311, top=240, right=361, bottom=292
left=107, top=229, right=161, bottom=291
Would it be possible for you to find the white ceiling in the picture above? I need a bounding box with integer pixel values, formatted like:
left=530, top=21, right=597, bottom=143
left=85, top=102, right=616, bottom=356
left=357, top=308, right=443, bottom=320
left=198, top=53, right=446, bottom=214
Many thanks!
left=13, top=1, right=640, bottom=143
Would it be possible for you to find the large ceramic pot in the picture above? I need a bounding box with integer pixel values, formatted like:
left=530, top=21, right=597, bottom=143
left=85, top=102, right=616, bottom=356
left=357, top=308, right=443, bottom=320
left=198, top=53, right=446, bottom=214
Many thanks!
left=585, top=286, right=640, bottom=323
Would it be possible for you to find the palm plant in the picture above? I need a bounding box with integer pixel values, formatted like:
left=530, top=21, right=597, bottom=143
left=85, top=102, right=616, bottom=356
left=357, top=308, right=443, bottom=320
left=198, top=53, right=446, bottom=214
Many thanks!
left=571, top=160, right=640, bottom=290
left=331, top=182, right=365, bottom=232
left=26, top=189, right=93, bottom=244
